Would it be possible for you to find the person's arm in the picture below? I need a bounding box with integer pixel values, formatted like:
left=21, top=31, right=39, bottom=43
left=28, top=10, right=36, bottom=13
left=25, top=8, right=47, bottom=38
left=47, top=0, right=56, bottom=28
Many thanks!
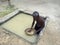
left=31, top=17, right=35, bottom=29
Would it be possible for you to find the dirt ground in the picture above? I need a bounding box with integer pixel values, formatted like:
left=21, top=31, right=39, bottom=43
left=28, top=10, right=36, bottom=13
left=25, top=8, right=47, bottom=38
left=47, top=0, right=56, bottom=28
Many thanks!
left=0, top=0, right=60, bottom=45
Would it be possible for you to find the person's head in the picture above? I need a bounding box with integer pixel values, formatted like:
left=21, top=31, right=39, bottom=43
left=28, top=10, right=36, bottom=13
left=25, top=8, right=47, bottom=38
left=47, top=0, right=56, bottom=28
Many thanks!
left=32, top=11, right=39, bottom=17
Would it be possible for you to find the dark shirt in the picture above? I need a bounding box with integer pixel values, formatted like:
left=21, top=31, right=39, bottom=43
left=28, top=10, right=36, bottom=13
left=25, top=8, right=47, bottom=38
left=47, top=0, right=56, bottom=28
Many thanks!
left=33, top=16, right=45, bottom=28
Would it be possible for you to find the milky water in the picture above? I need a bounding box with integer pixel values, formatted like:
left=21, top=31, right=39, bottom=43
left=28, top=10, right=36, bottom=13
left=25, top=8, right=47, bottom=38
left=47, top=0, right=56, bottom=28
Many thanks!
left=1, top=13, right=38, bottom=43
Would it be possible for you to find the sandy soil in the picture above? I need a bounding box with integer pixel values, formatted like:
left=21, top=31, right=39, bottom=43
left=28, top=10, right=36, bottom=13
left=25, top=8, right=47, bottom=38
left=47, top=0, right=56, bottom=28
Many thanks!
left=0, top=0, right=60, bottom=45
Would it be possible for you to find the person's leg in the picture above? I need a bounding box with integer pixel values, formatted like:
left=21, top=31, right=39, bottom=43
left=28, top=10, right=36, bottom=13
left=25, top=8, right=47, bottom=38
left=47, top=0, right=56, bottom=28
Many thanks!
left=34, top=23, right=41, bottom=35
left=34, top=23, right=39, bottom=30
left=37, top=28, right=43, bottom=35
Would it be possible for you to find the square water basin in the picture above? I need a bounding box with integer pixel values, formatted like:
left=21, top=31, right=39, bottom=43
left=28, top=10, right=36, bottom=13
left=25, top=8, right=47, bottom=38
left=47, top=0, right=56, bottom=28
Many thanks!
left=1, top=13, right=37, bottom=43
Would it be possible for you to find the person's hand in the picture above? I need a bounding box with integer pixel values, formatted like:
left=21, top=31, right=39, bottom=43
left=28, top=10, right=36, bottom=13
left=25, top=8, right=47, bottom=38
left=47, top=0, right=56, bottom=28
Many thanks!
left=28, top=28, right=33, bottom=32
left=31, top=27, right=33, bottom=29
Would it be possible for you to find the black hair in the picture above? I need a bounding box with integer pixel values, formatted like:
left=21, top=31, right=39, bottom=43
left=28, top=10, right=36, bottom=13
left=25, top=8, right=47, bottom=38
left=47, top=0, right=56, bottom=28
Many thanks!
left=33, top=11, right=39, bottom=16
